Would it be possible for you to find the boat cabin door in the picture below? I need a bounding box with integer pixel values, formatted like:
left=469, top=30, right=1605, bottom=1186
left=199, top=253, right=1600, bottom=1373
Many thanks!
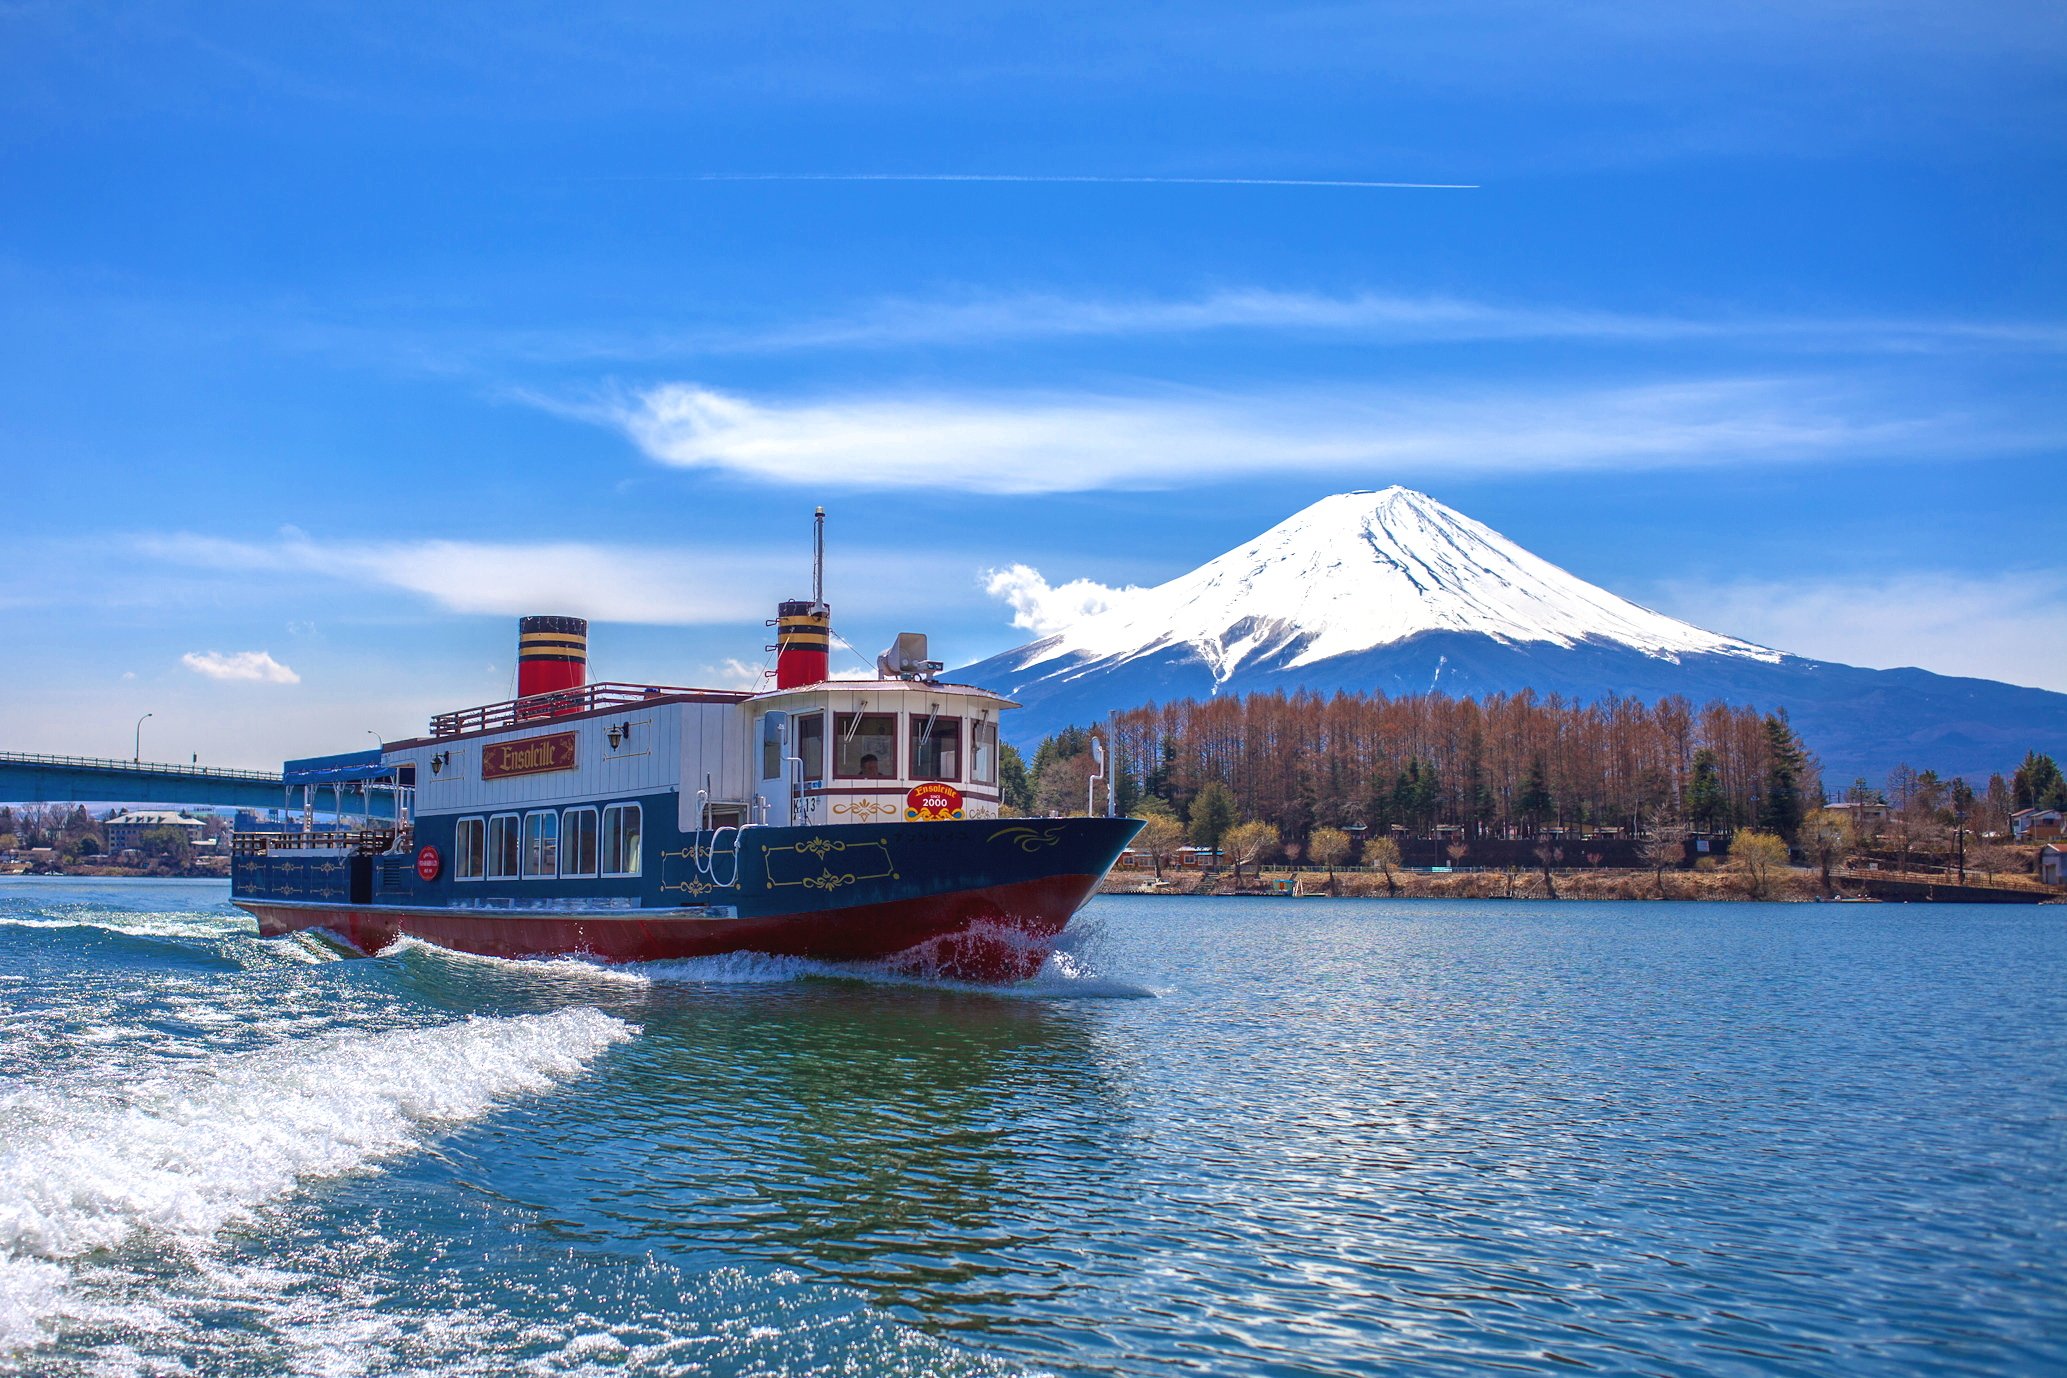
left=757, top=710, right=795, bottom=825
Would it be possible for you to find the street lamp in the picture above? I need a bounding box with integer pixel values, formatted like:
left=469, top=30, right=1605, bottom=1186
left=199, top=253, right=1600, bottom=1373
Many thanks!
left=367, top=730, right=383, bottom=750
left=134, top=712, right=153, bottom=763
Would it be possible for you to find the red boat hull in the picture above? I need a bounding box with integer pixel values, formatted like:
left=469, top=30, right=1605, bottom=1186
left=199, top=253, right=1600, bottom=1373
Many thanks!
left=237, top=871, right=1101, bottom=982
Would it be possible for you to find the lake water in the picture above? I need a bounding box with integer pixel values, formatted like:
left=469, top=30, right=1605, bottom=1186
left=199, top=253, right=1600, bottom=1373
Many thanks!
left=1, top=879, right=2060, bottom=1376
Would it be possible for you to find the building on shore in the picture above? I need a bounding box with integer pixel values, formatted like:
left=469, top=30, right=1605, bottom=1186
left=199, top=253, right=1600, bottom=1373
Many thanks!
left=104, top=810, right=209, bottom=853
left=2011, top=808, right=2064, bottom=841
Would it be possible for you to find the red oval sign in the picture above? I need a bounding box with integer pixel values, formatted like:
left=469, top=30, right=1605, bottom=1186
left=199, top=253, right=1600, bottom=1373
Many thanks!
left=905, top=782, right=965, bottom=822
left=415, top=845, right=442, bottom=882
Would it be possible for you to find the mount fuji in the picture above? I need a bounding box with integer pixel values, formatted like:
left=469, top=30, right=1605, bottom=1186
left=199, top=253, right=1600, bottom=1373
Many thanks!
left=956, top=488, right=2067, bottom=783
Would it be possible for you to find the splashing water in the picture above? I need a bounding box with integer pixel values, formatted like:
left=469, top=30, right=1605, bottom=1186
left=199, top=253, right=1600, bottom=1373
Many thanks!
left=0, top=1008, right=636, bottom=1358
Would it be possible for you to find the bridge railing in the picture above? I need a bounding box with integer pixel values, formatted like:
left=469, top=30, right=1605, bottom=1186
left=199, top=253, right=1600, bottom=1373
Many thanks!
left=0, top=751, right=281, bottom=783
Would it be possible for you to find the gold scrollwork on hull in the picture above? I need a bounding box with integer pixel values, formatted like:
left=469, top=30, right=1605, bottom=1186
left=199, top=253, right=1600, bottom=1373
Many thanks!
left=988, top=824, right=1065, bottom=853
left=800, top=872, right=860, bottom=891
left=763, top=835, right=898, bottom=892
left=660, top=877, right=718, bottom=898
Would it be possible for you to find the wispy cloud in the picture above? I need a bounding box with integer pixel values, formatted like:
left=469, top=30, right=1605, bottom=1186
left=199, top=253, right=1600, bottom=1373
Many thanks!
left=1651, top=570, right=2067, bottom=693
left=181, top=650, right=301, bottom=684
left=713, top=289, right=2067, bottom=357
left=672, top=173, right=1478, bottom=190
left=602, top=376, right=1985, bottom=494
left=136, top=531, right=947, bottom=626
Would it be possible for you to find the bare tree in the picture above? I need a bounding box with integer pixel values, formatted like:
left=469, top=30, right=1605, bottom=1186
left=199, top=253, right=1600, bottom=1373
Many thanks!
left=1532, top=842, right=1561, bottom=900
left=1308, top=827, right=1353, bottom=894
left=1365, top=836, right=1402, bottom=897
left=1223, top=821, right=1280, bottom=885
left=1134, top=813, right=1185, bottom=881
left=1730, top=830, right=1791, bottom=900
left=1802, top=808, right=1852, bottom=896
left=1639, top=807, right=1687, bottom=898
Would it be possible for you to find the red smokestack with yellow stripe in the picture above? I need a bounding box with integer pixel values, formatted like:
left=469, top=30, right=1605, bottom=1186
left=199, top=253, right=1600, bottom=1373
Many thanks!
left=517, top=616, right=588, bottom=698
left=775, top=601, right=830, bottom=688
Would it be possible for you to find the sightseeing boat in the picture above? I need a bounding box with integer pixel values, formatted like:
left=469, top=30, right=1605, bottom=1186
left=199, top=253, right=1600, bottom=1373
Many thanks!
left=230, top=516, right=1139, bottom=980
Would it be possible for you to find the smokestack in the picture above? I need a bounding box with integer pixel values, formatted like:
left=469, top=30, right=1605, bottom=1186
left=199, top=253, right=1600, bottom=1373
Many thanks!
left=775, top=601, right=830, bottom=689
left=517, top=616, right=588, bottom=700
left=775, top=509, right=830, bottom=690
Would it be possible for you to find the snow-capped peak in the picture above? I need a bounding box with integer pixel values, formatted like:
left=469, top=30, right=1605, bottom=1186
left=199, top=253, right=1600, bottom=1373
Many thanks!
left=1013, top=486, right=1778, bottom=681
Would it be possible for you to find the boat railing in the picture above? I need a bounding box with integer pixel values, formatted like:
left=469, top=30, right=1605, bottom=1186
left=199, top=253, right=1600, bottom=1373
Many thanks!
left=232, top=828, right=403, bottom=856
left=429, top=682, right=736, bottom=737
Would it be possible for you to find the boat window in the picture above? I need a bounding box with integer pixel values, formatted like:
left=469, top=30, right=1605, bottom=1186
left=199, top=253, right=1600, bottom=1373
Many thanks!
left=971, top=720, right=998, bottom=787
left=795, top=711, right=825, bottom=787
left=486, top=813, right=521, bottom=880
left=760, top=712, right=787, bottom=780
left=834, top=713, right=898, bottom=780
left=910, top=714, right=962, bottom=781
left=602, top=802, right=642, bottom=877
left=522, top=810, right=559, bottom=878
left=455, top=817, right=485, bottom=881
left=561, top=807, right=598, bottom=878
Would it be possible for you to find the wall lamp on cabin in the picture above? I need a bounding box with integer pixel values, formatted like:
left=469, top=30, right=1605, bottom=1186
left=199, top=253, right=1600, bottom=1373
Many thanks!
left=608, top=721, right=633, bottom=749
left=430, top=751, right=451, bottom=775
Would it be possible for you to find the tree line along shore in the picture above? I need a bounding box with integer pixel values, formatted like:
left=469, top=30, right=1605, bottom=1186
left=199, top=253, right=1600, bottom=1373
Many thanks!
left=987, top=689, right=2067, bottom=901
left=0, top=804, right=231, bottom=877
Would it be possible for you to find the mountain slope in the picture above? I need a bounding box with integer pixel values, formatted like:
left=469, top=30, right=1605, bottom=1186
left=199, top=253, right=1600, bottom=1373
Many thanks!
left=958, top=488, right=2067, bottom=784
left=1013, top=487, right=1777, bottom=678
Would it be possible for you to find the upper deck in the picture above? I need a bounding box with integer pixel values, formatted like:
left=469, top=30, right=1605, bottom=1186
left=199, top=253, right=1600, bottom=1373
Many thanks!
left=378, top=672, right=1017, bottom=833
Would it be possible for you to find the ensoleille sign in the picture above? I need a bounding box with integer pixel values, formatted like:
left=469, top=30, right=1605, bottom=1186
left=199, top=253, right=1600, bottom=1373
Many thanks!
left=482, top=732, right=579, bottom=780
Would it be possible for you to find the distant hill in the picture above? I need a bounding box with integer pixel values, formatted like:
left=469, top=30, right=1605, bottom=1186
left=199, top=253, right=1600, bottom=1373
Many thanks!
left=957, top=487, right=2067, bottom=784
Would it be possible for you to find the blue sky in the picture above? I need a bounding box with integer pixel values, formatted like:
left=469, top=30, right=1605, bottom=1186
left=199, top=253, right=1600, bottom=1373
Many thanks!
left=3, top=1, right=2063, bottom=768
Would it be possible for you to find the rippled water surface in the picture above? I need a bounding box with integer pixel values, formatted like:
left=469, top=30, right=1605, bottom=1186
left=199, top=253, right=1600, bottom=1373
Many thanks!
left=1, top=879, right=2061, bottom=1376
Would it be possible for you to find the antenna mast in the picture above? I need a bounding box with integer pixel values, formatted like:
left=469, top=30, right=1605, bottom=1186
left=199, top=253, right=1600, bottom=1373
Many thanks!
left=812, top=506, right=825, bottom=604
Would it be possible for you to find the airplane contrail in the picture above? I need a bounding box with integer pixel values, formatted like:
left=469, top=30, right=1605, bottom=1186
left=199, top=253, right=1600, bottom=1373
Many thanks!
left=667, top=172, right=1479, bottom=190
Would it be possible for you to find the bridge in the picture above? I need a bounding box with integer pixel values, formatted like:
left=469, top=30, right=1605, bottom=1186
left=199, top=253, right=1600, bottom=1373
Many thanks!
left=0, top=750, right=397, bottom=819
left=0, top=752, right=287, bottom=811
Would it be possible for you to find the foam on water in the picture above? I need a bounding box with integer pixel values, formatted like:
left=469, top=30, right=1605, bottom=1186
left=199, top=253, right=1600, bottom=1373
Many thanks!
left=384, top=918, right=1156, bottom=1000
left=0, top=1007, right=636, bottom=1360
left=0, top=910, right=247, bottom=942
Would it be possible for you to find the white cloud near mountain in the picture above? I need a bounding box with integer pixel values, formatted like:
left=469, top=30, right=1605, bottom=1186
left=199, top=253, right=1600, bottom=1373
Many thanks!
left=610, top=377, right=1957, bottom=494
left=983, top=564, right=1142, bottom=637
left=181, top=650, right=301, bottom=684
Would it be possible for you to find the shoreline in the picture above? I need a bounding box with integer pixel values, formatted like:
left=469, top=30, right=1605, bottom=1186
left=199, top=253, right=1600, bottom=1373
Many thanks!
left=1099, top=868, right=2061, bottom=904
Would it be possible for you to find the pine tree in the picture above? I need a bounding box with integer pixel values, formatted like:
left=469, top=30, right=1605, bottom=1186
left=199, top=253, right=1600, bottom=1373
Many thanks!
left=1189, top=781, right=1238, bottom=853
left=2011, top=751, right=2066, bottom=811
left=1758, top=714, right=1808, bottom=842
left=997, top=744, right=1035, bottom=815
left=1147, top=739, right=1177, bottom=807
left=1518, top=756, right=1554, bottom=833
left=1686, top=749, right=1727, bottom=831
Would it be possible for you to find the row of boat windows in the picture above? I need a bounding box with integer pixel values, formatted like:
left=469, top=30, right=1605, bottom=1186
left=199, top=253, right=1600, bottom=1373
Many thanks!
left=763, top=712, right=1000, bottom=786
left=451, top=803, right=642, bottom=881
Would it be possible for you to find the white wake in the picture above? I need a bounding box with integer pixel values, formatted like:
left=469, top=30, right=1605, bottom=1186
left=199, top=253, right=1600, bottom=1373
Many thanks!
left=0, top=1007, right=636, bottom=1359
